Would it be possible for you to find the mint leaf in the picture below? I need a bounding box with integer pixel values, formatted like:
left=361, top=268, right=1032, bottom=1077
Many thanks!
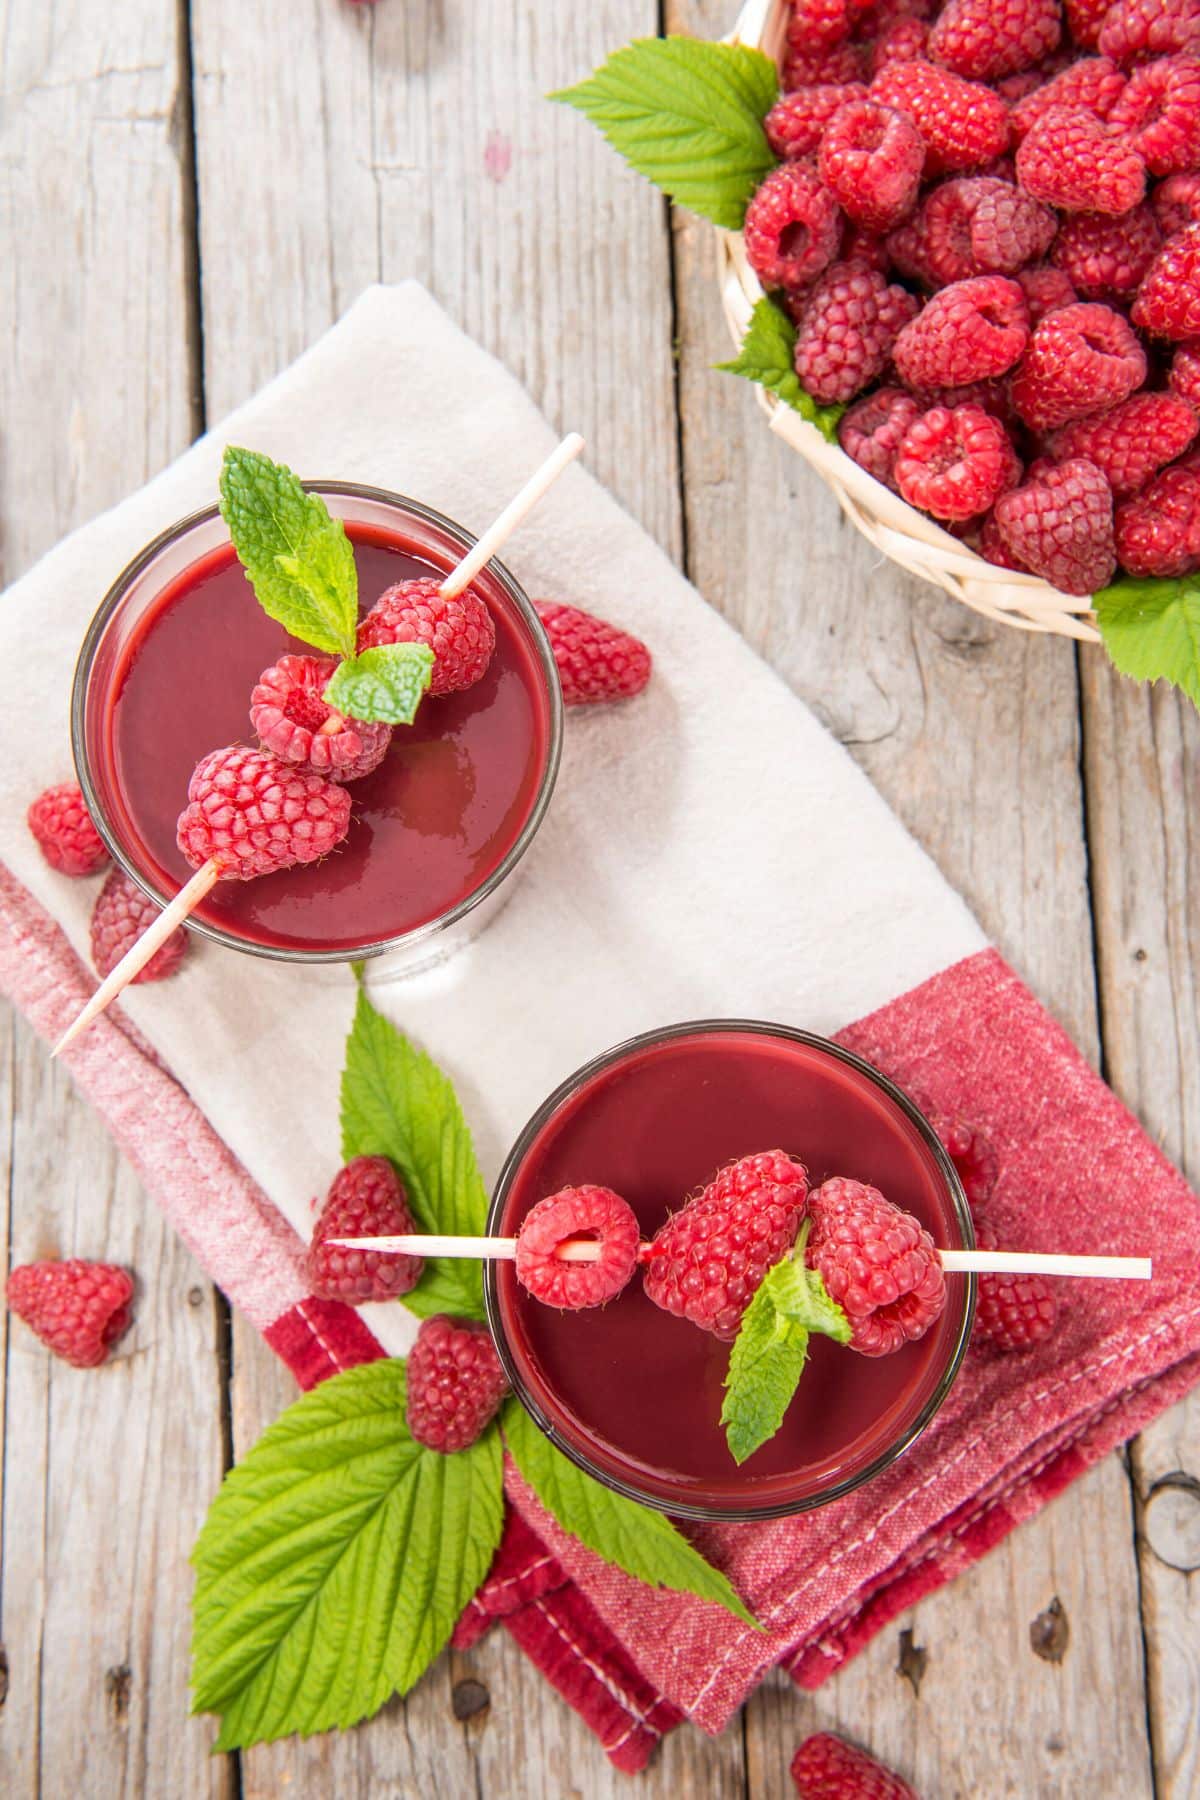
left=341, top=985, right=488, bottom=1321
left=219, top=445, right=358, bottom=657
left=324, top=643, right=435, bottom=725
left=550, top=38, right=778, bottom=231
left=1094, top=574, right=1200, bottom=711
left=190, top=1359, right=503, bottom=1748
left=721, top=1239, right=850, bottom=1465
left=503, top=1399, right=759, bottom=1629
left=717, top=296, right=846, bottom=444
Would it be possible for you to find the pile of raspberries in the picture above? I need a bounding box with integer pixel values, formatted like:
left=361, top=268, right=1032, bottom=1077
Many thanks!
left=743, top=0, right=1200, bottom=594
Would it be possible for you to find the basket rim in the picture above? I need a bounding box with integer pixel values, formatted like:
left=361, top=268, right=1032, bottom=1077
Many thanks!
left=722, top=0, right=1104, bottom=644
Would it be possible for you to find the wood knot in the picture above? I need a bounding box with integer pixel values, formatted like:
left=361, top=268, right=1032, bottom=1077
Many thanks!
left=896, top=1626, right=928, bottom=1696
left=451, top=1678, right=489, bottom=1722
left=1143, top=1473, right=1200, bottom=1572
left=187, top=1286, right=205, bottom=1308
left=105, top=1664, right=132, bottom=1720
left=1030, top=1596, right=1069, bottom=1663
left=0, top=1645, right=8, bottom=1709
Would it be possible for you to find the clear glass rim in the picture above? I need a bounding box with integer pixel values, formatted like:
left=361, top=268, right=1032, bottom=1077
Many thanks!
left=70, top=481, right=565, bottom=964
left=485, top=1018, right=977, bottom=1523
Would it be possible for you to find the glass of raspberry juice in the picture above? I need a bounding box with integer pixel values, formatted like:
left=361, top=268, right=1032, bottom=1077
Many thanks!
left=486, top=1021, right=975, bottom=1521
left=71, top=485, right=562, bottom=968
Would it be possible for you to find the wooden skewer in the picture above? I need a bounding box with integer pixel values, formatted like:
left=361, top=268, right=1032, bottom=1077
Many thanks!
left=438, top=434, right=584, bottom=598
left=329, top=1232, right=1153, bottom=1281
left=52, top=857, right=221, bottom=1057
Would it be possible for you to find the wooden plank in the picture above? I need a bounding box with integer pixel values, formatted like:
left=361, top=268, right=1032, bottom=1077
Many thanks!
left=0, top=2, right=229, bottom=1794
left=665, top=5, right=1154, bottom=1792
left=1080, top=664, right=1200, bottom=1800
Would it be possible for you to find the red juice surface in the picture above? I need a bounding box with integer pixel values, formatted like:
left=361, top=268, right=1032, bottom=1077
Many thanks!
left=492, top=1027, right=970, bottom=1517
left=97, top=525, right=552, bottom=953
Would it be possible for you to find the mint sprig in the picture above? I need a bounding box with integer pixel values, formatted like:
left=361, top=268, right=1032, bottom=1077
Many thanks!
left=503, top=1399, right=758, bottom=1628
left=1094, top=573, right=1200, bottom=711
left=219, top=446, right=359, bottom=658
left=717, top=296, right=847, bottom=445
left=325, top=643, right=435, bottom=725
left=340, top=982, right=488, bottom=1322
left=550, top=38, right=778, bottom=231
left=190, top=1358, right=503, bottom=1748
left=721, top=1227, right=851, bottom=1465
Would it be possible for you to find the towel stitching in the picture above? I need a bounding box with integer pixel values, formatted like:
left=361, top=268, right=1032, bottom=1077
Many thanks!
left=296, top=1298, right=350, bottom=1376
left=530, top=1596, right=661, bottom=1755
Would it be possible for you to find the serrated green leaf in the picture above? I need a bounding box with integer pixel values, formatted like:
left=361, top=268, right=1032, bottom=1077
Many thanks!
left=1094, top=574, right=1200, bottom=711
left=551, top=37, right=778, bottom=230
left=717, top=295, right=846, bottom=443
left=720, top=1244, right=850, bottom=1465
left=503, top=1399, right=759, bottom=1629
left=219, top=445, right=358, bottom=656
left=341, top=985, right=488, bottom=1321
left=190, top=1359, right=503, bottom=1749
left=325, top=643, right=435, bottom=725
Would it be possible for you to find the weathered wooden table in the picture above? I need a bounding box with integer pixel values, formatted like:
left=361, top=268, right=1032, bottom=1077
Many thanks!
left=1, top=3, right=1197, bottom=1794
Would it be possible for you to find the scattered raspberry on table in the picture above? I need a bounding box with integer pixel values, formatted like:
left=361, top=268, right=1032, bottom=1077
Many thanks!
left=307, top=1155, right=424, bottom=1302
left=90, top=870, right=189, bottom=983
left=972, top=1220, right=1058, bottom=1351
left=406, top=1315, right=509, bottom=1453
left=791, top=1730, right=920, bottom=1800
left=27, top=781, right=110, bottom=877
left=533, top=600, right=651, bottom=706
left=6, top=1259, right=135, bottom=1368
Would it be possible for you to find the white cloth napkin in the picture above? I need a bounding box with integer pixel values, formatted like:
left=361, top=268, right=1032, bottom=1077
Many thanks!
left=0, top=283, right=983, bottom=1355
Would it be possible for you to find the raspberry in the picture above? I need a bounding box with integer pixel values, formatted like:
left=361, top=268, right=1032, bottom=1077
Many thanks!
left=1115, top=461, right=1200, bottom=573
left=1169, top=339, right=1200, bottom=407
left=892, top=276, right=1030, bottom=388
left=980, top=506, right=1032, bottom=568
left=176, top=744, right=351, bottom=879
left=972, top=1223, right=1057, bottom=1351
left=928, top=0, right=1060, bottom=82
left=992, top=458, right=1117, bottom=592
left=792, top=262, right=920, bottom=402
left=533, top=600, right=651, bottom=706
left=6, top=1259, right=134, bottom=1368
left=1099, top=0, right=1200, bottom=66
left=1132, top=222, right=1200, bottom=338
left=1010, top=301, right=1147, bottom=430
left=1064, top=0, right=1111, bottom=50
left=1051, top=204, right=1162, bottom=299
left=914, top=376, right=1013, bottom=418
left=895, top=404, right=1020, bottom=519
left=743, top=163, right=842, bottom=290
left=805, top=1177, right=946, bottom=1357
left=405, top=1315, right=508, bottom=1453
left=817, top=99, right=925, bottom=231
left=1009, top=55, right=1127, bottom=142
left=889, top=178, right=1055, bottom=286
left=1153, top=171, right=1200, bottom=239
left=307, top=1156, right=423, bottom=1302
left=868, top=17, right=930, bottom=73
left=792, top=1732, right=918, bottom=1800
left=784, top=42, right=868, bottom=88
left=249, top=653, right=392, bottom=783
left=787, top=0, right=863, bottom=50
left=356, top=577, right=495, bottom=695
left=870, top=60, right=1011, bottom=173
left=1108, top=55, right=1200, bottom=177
left=931, top=1114, right=999, bottom=1209
left=90, top=871, right=189, bottom=983
left=838, top=385, right=923, bottom=488
left=841, top=224, right=893, bottom=270
left=514, top=1185, right=641, bottom=1308
left=1049, top=392, right=1199, bottom=494
left=765, top=84, right=868, bottom=159
left=27, top=781, right=109, bottom=878
left=643, top=1151, right=809, bottom=1340
left=1016, top=107, right=1146, bottom=215
left=1018, top=264, right=1079, bottom=321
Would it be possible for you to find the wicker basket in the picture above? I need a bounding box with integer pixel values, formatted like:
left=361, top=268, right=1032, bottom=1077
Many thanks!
left=723, top=0, right=1102, bottom=642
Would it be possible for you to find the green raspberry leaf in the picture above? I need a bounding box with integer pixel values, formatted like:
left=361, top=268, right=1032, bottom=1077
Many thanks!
left=721, top=1242, right=850, bottom=1465
left=190, top=1359, right=503, bottom=1749
left=503, top=1399, right=759, bottom=1629
left=1094, top=574, right=1200, bottom=711
left=325, top=643, right=434, bottom=725
left=550, top=38, right=778, bottom=231
left=717, top=296, right=847, bottom=444
left=219, top=445, right=358, bottom=657
left=341, top=984, right=488, bottom=1322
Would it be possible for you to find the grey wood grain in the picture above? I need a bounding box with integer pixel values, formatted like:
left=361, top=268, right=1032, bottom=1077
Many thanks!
left=0, top=2, right=229, bottom=1793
